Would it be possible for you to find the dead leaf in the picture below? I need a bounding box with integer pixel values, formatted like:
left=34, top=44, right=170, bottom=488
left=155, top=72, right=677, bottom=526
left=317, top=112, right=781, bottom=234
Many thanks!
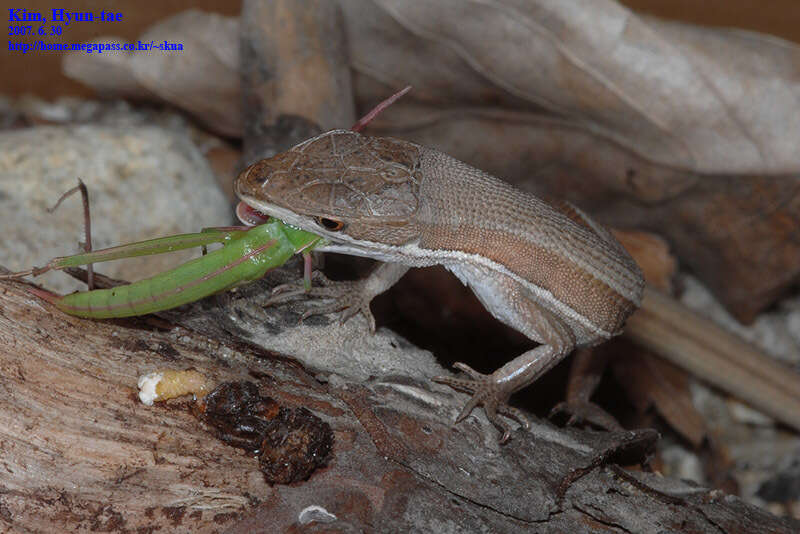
left=612, top=229, right=677, bottom=293
left=613, top=353, right=707, bottom=448
left=343, top=0, right=800, bottom=174
left=132, top=10, right=241, bottom=137
left=62, top=11, right=241, bottom=137
left=62, top=36, right=153, bottom=99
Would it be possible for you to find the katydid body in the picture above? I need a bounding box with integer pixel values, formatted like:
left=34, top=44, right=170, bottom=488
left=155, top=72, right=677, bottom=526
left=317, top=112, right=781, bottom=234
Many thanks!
left=9, top=220, right=324, bottom=319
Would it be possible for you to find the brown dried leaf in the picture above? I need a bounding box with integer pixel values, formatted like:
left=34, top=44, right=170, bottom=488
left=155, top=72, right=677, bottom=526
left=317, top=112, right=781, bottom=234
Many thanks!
left=62, top=36, right=153, bottom=99
left=239, top=0, right=355, bottom=163
left=66, top=3, right=800, bottom=174
left=62, top=11, right=241, bottom=137
left=612, top=229, right=677, bottom=293
left=132, top=10, right=241, bottom=137
left=343, top=0, right=800, bottom=174
left=613, top=354, right=707, bottom=448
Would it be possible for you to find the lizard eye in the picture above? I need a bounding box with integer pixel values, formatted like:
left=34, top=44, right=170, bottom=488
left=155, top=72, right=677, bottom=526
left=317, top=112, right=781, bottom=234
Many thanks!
left=316, top=217, right=345, bottom=231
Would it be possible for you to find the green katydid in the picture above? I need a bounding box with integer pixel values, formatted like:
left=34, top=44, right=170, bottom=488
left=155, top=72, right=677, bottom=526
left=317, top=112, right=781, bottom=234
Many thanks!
left=6, top=220, right=324, bottom=319
left=0, top=86, right=411, bottom=319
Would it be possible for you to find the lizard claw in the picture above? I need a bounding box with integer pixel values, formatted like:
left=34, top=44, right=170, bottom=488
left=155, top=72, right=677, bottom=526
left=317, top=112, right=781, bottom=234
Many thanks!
left=433, top=362, right=529, bottom=443
left=268, top=271, right=330, bottom=299
left=265, top=270, right=377, bottom=331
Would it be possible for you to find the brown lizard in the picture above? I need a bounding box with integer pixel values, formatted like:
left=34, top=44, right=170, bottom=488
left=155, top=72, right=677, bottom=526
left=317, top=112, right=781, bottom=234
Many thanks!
left=234, top=129, right=645, bottom=442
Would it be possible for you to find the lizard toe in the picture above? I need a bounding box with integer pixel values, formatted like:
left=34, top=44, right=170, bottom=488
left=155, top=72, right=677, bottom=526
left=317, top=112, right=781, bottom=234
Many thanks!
left=452, top=362, right=487, bottom=381
left=267, top=270, right=332, bottom=301
left=338, top=298, right=376, bottom=332
left=431, top=374, right=483, bottom=394
left=497, top=404, right=530, bottom=430
left=481, top=396, right=520, bottom=443
left=453, top=394, right=482, bottom=424
left=264, top=289, right=304, bottom=306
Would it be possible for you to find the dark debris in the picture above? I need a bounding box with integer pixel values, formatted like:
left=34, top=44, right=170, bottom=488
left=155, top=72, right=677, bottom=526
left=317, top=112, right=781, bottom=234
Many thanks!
left=195, top=381, right=334, bottom=484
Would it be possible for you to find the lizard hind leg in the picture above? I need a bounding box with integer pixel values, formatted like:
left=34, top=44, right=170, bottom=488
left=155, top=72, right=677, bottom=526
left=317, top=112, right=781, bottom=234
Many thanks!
left=433, top=343, right=570, bottom=444
left=432, top=276, right=577, bottom=443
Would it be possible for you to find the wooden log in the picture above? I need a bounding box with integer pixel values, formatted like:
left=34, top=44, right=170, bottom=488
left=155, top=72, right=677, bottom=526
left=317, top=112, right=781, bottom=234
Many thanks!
left=1, top=276, right=797, bottom=532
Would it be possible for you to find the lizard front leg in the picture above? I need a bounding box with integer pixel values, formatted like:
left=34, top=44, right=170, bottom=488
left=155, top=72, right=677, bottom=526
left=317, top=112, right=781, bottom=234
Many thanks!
left=266, top=261, right=410, bottom=332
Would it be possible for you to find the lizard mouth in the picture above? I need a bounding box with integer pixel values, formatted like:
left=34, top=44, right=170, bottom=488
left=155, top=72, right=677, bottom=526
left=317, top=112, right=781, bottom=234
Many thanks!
left=236, top=196, right=403, bottom=262
left=235, top=201, right=271, bottom=226
left=236, top=195, right=353, bottom=256
left=236, top=195, right=318, bottom=234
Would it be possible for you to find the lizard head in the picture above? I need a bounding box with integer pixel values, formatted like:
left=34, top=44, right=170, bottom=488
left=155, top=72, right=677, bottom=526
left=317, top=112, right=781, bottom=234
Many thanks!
left=235, top=129, right=424, bottom=255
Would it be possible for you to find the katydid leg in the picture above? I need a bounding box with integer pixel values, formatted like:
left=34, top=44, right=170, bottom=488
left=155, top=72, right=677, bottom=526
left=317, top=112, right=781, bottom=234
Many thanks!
left=47, top=179, right=94, bottom=288
left=0, top=228, right=251, bottom=280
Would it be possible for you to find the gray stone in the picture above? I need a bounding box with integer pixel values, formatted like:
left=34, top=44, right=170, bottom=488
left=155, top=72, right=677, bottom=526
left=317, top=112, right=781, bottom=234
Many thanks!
left=0, top=124, right=231, bottom=293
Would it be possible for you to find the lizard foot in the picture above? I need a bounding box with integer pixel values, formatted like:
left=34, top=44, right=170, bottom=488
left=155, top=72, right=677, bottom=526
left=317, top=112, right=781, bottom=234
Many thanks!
left=549, top=401, right=623, bottom=432
left=265, top=270, right=377, bottom=332
left=433, top=362, right=530, bottom=443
